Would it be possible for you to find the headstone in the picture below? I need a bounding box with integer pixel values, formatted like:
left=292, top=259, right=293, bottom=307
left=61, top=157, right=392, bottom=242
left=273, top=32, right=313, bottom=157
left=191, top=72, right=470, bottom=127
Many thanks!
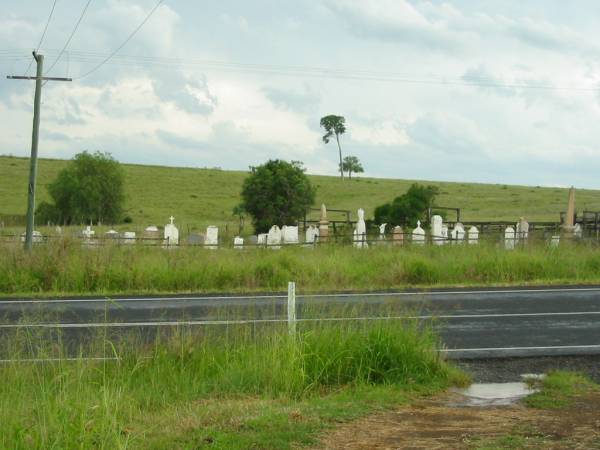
left=187, top=233, right=205, bottom=246
left=144, top=225, right=160, bottom=244
left=354, top=208, right=368, bottom=248
left=441, top=225, right=449, bottom=243
left=412, top=220, right=425, bottom=245
left=105, top=230, right=119, bottom=240
left=431, top=215, right=444, bottom=245
left=257, top=233, right=268, bottom=246
left=550, top=235, right=560, bottom=247
left=233, top=236, right=244, bottom=249
left=574, top=223, right=583, bottom=239
left=164, top=216, right=179, bottom=246
left=319, top=204, right=330, bottom=243
left=82, top=225, right=95, bottom=239
left=467, top=226, right=479, bottom=245
left=205, top=226, right=219, bottom=249
left=55, top=226, right=62, bottom=235
left=305, top=225, right=319, bottom=245
left=504, top=227, right=515, bottom=250
left=122, top=231, right=136, bottom=244
left=516, top=217, right=529, bottom=244
left=392, top=226, right=404, bottom=245
left=378, top=223, right=387, bottom=241
left=248, top=235, right=258, bottom=246
left=282, top=225, right=299, bottom=245
left=450, top=222, right=465, bottom=244
left=267, top=225, right=282, bottom=249
left=20, top=230, right=42, bottom=243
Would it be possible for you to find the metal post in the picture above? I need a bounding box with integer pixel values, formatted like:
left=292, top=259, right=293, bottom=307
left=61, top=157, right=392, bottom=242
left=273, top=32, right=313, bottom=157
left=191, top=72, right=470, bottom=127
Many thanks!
left=24, top=53, right=44, bottom=251
left=287, top=281, right=296, bottom=336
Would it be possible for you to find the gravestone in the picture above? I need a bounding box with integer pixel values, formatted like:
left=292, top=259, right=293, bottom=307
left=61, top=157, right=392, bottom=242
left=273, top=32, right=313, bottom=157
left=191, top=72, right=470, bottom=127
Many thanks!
left=267, top=225, right=282, bottom=249
left=282, top=225, right=299, bottom=245
left=563, top=186, right=576, bottom=235
left=82, top=225, right=95, bottom=240
left=451, top=223, right=465, bottom=244
left=144, top=225, right=160, bottom=245
left=20, top=230, right=42, bottom=243
left=441, top=225, right=449, bottom=243
left=467, top=226, right=479, bottom=245
left=516, top=218, right=529, bottom=244
left=257, top=233, right=268, bottom=246
left=412, top=221, right=425, bottom=245
left=205, top=226, right=219, bottom=249
left=379, top=223, right=387, bottom=241
left=305, top=225, right=319, bottom=245
left=319, top=204, right=330, bottom=243
left=550, top=235, right=560, bottom=247
left=354, top=208, right=368, bottom=248
left=122, top=231, right=136, bottom=245
left=105, top=230, right=119, bottom=240
left=504, top=227, right=516, bottom=250
left=431, top=215, right=444, bottom=245
left=234, top=236, right=244, bottom=249
left=392, top=226, right=403, bottom=245
left=574, top=223, right=583, bottom=239
left=164, top=216, right=179, bottom=246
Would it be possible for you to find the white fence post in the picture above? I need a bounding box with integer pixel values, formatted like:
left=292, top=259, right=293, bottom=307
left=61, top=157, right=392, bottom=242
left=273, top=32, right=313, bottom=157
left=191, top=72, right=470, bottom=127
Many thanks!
left=287, top=281, right=296, bottom=336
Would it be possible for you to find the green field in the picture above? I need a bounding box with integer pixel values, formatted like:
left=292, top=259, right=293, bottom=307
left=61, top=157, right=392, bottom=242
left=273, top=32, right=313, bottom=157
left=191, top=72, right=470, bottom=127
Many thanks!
left=2, top=155, right=598, bottom=231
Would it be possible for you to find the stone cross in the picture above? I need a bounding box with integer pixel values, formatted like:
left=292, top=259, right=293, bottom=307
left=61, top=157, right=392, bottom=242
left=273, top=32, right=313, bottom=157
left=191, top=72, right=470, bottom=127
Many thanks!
left=412, top=220, right=425, bottom=245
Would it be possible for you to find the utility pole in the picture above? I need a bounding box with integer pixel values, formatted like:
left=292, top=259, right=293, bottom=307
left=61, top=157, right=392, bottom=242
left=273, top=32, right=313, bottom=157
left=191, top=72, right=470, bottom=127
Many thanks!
left=7, top=52, right=71, bottom=250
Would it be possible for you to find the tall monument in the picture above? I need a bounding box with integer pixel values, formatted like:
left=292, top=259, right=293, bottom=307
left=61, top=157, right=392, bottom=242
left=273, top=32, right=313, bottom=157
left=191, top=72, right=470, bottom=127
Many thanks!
left=562, top=186, right=576, bottom=235
left=319, top=204, right=329, bottom=243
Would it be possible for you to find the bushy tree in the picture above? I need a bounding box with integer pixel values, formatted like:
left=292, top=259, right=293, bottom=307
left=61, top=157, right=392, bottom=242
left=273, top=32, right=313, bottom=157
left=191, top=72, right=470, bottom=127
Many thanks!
left=374, top=184, right=439, bottom=227
left=340, top=156, right=364, bottom=179
left=240, top=160, right=316, bottom=233
left=38, top=151, right=125, bottom=224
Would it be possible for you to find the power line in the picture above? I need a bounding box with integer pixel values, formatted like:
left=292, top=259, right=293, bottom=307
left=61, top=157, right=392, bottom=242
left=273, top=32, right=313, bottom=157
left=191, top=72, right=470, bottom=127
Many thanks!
left=79, top=0, right=164, bottom=79
left=24, top=0, right=59, bottom=76
left=44, top=0, right=93, bottom=77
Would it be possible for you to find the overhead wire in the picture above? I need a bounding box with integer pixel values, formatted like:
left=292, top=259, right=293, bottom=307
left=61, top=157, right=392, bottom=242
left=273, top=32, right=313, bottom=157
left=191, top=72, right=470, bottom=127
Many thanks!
left=24, top=0, right=59, bottom=75
left=78, top=0, right=165, bottom=79
left=44, top=0, right=93, bottom=78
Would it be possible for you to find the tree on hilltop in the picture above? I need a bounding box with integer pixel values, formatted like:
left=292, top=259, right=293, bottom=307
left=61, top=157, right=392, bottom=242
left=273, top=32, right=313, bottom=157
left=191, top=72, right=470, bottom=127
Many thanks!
left=320, top=115, right=346, bottom=180
left=340, top=156, right=364, bottom=180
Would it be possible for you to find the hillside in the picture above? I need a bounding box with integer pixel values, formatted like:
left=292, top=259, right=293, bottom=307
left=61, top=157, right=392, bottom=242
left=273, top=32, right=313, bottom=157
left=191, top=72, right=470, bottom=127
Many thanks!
left=1, top=155, right=599, bottom=230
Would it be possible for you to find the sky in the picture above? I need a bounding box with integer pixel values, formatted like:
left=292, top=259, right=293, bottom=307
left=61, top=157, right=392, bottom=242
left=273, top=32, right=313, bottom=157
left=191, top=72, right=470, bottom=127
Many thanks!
left=2, top=0, right=600, bottom=188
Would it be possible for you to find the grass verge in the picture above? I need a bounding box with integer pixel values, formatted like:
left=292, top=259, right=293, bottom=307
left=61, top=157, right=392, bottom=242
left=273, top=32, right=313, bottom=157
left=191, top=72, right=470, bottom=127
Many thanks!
left=2, top=240, right=600, bottom=297
left=0, top=320, right=468, bottom=449
left=524, top=370, right=599, bottom=409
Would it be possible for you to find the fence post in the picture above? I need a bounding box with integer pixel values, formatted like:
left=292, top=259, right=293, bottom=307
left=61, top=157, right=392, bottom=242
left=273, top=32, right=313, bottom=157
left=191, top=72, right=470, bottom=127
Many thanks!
left=287, top=281, right=296, bottom=336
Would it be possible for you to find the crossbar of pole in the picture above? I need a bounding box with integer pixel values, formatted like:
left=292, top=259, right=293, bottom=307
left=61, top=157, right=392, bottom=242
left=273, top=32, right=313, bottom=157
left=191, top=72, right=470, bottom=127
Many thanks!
left=7, top=76, right=72, bottom=81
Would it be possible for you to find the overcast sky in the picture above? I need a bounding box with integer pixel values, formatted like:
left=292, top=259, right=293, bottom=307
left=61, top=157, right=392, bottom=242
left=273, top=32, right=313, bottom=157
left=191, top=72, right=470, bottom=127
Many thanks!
left=2, top=1, right=600, bottom=187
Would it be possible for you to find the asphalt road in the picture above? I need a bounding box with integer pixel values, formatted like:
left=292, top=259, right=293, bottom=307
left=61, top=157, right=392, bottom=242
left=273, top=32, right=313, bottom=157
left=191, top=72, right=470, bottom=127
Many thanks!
left=1, top=286, right=599, bottom=359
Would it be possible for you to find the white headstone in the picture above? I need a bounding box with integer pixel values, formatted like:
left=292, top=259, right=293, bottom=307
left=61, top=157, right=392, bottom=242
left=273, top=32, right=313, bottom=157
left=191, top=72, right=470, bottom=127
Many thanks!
left=550, top=235, right=560, bottom=247
left=378, top=223, right=387, bottom=240
left=431, top=215, right=444, bottom=245
left=164, top=217, right=179, bottom=246
left=82, top=225, right=95, bottom=239
left=516, top=218, right=529, bottom=243
left=450, top=223, right=465, bottom=244
left=305, top=225, right=319, bottom=244
left=282, top=225, right=299, bottom=245
left=205, top=226, right=219, bottom=248
left=354, top=208, right=368, bottom=248
left=20, top=231, right=43, bottom=243
left=267, top=225, right=282, bottom=249
left=441, top=225, right=449, bottom=243
left=122, top=231, right=136, bottom=244
left=574, top=223, right=583, bottom=238
left=504, top=227, right=516, bottom=250
left=412, top=220, right=425, bottom=245
left=257, top=233, right=268, bottom=246
left=105, top=230, right=119, bottom=239
left=233, top=236, right=244, bottom=249
left=467, top=226, right=479, bottom=245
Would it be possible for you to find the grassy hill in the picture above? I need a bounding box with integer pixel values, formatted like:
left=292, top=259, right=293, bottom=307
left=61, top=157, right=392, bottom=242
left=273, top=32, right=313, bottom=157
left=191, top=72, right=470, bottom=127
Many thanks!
left=1, top=155, right=599, bottom=230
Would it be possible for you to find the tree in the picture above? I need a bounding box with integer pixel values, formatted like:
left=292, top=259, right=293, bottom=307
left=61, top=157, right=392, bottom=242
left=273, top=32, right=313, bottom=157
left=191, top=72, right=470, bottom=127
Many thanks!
left=374, top=184, right=439, bottom=227
left=340, top=156, right=364, bottom=180
left=320, top=115, right=346, bottom=180
left=240, top=160, right=316, bottom=233
left=38, top=151, right=125, bottom=225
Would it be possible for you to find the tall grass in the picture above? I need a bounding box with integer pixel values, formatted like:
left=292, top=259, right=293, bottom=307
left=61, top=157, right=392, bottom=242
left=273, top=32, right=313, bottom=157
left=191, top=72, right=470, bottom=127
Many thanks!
left=1, top=240, right=600, bottom=296
left=0, top=320, right=465, bottom=448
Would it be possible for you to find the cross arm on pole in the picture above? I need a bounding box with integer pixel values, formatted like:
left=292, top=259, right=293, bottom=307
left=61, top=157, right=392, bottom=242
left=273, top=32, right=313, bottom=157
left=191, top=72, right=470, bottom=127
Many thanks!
left=7, top=76, right=72, bottom=82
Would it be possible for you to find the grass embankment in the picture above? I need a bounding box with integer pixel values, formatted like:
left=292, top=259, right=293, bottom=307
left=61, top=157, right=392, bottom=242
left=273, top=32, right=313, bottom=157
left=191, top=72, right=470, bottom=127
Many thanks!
left=2, top=155, right=599, bottom=228
left=0, top=320, right=467, bottom=449
left=1, top=241, right=600, bottom=297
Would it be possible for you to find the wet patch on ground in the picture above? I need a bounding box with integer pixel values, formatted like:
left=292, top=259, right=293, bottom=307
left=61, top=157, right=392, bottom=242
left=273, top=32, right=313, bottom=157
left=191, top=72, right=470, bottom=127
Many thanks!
left=315, top=388, right=600, bottom=449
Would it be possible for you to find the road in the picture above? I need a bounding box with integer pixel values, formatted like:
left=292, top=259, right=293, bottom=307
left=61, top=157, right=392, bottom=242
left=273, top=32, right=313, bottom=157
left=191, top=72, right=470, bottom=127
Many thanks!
left=1, top=286, right=599, bottom=359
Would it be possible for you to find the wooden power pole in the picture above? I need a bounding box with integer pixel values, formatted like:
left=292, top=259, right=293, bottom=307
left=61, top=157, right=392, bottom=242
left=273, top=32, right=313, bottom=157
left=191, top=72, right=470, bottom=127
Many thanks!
left=7, top=52, right=71, bottom=250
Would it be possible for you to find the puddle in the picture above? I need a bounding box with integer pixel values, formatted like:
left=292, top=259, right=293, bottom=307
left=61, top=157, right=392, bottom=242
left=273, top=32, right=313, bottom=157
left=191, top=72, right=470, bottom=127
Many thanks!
left=450, top=381, right=539, bottom=407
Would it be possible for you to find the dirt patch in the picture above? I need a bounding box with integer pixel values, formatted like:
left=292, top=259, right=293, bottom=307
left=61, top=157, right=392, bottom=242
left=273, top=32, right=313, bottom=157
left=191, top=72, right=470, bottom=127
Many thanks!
left=314, top=392, right=600, bottom=450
